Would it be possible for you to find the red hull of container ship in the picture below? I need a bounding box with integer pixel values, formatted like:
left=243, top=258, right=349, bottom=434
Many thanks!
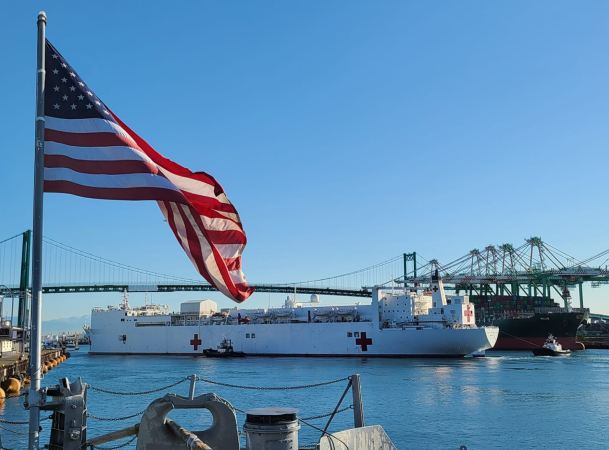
left=477, top=310, right=586, bottom=351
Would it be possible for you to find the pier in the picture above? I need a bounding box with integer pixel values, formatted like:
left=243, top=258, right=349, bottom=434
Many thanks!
left=0, top=349, right=63, bottom=384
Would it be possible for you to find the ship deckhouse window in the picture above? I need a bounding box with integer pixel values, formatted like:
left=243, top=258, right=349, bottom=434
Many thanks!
left=246, top=334, right=250, bottom=338
left=347, top=332, right=353, bottom=337
left=251, top=334, right=256, bottom=338
left=354, top=332, right=360, bottom=338
left=121, top=318, right=124, bottom=322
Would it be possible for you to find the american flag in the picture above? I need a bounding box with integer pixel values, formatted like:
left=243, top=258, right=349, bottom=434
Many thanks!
left=43, top=40, right=254, bottom=303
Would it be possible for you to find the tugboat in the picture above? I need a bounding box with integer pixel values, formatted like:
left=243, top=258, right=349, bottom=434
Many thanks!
left=532, top=334, right=572, bottom=356
left=203, top=338, right=245, bottom=357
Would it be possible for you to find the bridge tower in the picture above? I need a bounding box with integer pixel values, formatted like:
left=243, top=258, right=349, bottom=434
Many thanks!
left=18, top=230, right=31, bottom=328
left=403, top=253, right=416, bottom=291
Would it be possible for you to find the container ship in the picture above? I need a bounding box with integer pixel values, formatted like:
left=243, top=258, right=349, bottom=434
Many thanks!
left=469, top=295, right=587, bottom=350
left=84, top=273, right=499, bottom=357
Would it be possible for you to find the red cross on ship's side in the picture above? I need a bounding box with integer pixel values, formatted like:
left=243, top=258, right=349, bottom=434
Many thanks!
left=355, top=332, right=373, bottom=351
left=463, top=304, right=473, bottom=323
left=190, top=334, right=202, bottom=351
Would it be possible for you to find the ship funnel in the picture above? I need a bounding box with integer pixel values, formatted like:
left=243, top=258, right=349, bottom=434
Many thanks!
left=431, top=270, right=446, bottom=307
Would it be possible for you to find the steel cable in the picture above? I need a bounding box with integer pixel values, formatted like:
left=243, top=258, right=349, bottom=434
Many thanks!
left=195, top=375, right=350, bottom=390
left=88, top=377, right=188, bottom=396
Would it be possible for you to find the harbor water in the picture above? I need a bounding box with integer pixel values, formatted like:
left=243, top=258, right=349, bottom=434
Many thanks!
left=1, top=348, right=608, bottom=449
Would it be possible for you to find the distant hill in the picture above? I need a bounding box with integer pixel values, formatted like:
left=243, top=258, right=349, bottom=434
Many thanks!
left=42, top=315, right=90, bottom=334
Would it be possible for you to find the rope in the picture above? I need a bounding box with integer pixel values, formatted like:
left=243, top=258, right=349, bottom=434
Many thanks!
left=88, top=378, right=188, bottom=396
left=87, top=436, right=137, bottom=449
left=300, top=406, right=352, bottom=421
left=0, top=418, right=29, bottom=425
left=87, top=410, right=146, bottom=422
left=298, top=417, right=350, bottom=450
left=233, top=405, right=352, bottom=421
left=0, top=424, right=29, bottom=436
left=498, top=330, right=539, bottom=347
left=195, top=376, right=350, bottom=391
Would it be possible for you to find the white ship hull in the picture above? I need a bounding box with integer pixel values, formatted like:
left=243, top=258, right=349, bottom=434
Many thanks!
left=86, top=284, right=499, bottom=357
left=87, top=321, right=497, bottom=357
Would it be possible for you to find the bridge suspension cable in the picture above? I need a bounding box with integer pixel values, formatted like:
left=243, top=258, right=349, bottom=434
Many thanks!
left=280, top=255, right=406, bottom=292
left=41, top=236, right=204, bottom=289
left=0, top=233, right=24, bottom=290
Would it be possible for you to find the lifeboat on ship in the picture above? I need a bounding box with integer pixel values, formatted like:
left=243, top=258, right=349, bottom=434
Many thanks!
left=313, top=310, right=334, bottom=322
left=210, top=313, right=228, bottom=323
left=335, top=309, right=355, bottom=322
left=237, top=313, right=251, bottom=325
left=256, top=312, right=273, bottom=321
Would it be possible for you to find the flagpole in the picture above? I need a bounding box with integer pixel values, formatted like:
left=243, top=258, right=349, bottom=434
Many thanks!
left=29, top=10, right=47, bottom=450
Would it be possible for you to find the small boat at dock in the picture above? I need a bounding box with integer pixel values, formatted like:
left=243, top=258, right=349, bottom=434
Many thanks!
left=532, top=334, right=572, bottom=356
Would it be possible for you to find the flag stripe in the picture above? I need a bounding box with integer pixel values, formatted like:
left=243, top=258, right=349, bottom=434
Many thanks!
left=45, top=141, right=152, bottom=162
left=225, top=257, right=241, bottom=271
left=46, top=128, right=140, bottom=150
left=44, top=167, right=178, bottom=190
left=45, top=154, right=160, bottom=175
left=158, top=168, right=231, bottom=204
left=200, top=215, right=244, bottom=232
left=46, top=116, right=133, bottom=138
left=181, top=191, right=239, bottom=217
left=229, top=270, right=247, bottom=285
left=206, top=230, right=247, bottom=245
left=45, top=181, right=189, bottom=202
left=215, top=243, right=245, bottom=259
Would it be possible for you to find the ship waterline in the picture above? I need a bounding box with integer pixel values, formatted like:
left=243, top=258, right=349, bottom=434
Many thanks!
left=87, top=321, right=499, bottom=357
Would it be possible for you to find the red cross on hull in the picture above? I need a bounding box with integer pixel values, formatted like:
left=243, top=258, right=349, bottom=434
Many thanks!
left=190, top=334, right=202, bottom=350
left=355, top=332, right=373, bottom=351
left=463, top=305, right=473, bottom=323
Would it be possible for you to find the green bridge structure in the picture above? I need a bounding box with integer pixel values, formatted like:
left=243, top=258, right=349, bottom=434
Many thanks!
left=1, top=231, right=609, bottom=327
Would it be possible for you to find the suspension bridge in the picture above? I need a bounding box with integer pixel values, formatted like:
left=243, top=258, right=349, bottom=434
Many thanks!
left=1, top=231, right=609, bottom=326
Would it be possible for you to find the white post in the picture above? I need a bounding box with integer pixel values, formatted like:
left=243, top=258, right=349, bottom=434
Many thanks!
left=188, top=374, right=197, bottom=400
left=351, top=374, right=365, bottom=428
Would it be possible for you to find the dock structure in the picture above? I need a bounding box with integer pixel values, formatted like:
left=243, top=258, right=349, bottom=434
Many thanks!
left=578, top=336, right=609, bottom=349
left=400, top=238, right=609, bottom=310
left=0, top=349, right=62, bottom=383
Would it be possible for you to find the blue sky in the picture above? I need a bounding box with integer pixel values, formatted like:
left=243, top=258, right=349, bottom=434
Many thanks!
left=1, top=1, right=608, bottom=319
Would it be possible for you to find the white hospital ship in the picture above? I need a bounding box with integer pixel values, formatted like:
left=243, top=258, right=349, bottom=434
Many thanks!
left=85, top=272, right=499, bottom=357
